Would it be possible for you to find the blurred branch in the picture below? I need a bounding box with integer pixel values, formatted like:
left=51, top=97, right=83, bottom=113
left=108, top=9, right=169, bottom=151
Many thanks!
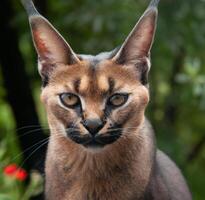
left=164, top=47, right=186, bottom=124
left=0, top=0, right=47, bottom=173
left=186, top=135, right=205, bottom=163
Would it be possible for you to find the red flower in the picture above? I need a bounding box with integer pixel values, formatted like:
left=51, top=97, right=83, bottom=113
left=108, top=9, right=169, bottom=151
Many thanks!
left=3, top=164, right=28, bottom=181
left=3, top=164, right=18, bottom=176
left=15, top=168, right=28, bottom=181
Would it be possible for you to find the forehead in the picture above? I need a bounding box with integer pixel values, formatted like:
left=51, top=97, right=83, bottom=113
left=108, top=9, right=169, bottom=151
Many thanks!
left=49, top=59, right=139, bottom=96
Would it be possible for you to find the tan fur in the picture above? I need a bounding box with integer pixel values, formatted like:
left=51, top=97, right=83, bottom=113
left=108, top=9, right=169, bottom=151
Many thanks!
left=45, top=120, right=154, bottom=200
left=97, top=75, right=109, bottom=92
left=23, top=1, right=192, bottom=199
left=40, top=59, right=151, bottom=200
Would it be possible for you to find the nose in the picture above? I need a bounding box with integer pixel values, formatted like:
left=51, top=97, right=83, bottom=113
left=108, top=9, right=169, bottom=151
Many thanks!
left=82, top=119, right=104, bottom=136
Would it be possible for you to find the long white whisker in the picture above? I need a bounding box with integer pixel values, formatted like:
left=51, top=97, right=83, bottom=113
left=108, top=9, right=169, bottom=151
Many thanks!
left=18, top=133, right=67, bottom=169
left=19, top=139, right=50, bottom=170
left=1, top=137, right=49, bottom=168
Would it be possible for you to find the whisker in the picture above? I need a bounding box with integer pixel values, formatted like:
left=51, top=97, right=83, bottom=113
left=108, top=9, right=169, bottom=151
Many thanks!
left=106, top=127, right=138, bottom=133
left=18, top=127, right=49, bottom=137
left=18, top=133, right=68, bottom=169
left=19, top=139, right=50, bottom=170
left=4, top=128, right=50, bottom=146
left=2, top=127, right=81, bottom=165
left=3, top=132, right=66, bottom=167
left=1, top=137, right=49, bottom=168
left=16, top=125, right=45, bottom=131
left=6, top=126, right=79, bottom=145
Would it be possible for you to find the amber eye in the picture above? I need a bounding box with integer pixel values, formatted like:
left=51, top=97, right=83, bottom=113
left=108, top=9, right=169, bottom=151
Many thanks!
left=59, top=93, right=80, bottom=108
left=108, top=94, right=129, bottom=107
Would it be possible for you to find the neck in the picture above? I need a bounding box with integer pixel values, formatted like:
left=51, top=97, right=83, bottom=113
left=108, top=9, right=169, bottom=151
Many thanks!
left=45, top=119, right=156, bottom=200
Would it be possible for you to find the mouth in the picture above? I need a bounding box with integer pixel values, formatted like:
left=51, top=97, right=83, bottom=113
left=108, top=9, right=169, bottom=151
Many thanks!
left=66, top=129, right=122, bottom=148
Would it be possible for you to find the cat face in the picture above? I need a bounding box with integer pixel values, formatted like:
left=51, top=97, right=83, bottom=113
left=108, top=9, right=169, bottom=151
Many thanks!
left=41, top=59, right=149, bottom=147
left=24, top=0, right=158, bottom=148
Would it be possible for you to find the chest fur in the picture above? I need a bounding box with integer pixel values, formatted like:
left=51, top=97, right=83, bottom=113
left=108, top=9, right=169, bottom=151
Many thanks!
left=45, top=133, right=154, bottom=200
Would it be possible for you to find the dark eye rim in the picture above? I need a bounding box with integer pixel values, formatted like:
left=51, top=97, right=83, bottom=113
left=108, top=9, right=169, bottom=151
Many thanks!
left=107, top=93, right=129, bottom=107
left=59, top=93, right=81, bottom=108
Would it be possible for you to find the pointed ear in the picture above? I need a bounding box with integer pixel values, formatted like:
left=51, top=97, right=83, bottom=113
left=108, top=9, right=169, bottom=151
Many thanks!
left=112, top=0, right=159, bottom=84
left=22, top=0, right=80, bottom=81
left=113, top=3, right=158, bottom=64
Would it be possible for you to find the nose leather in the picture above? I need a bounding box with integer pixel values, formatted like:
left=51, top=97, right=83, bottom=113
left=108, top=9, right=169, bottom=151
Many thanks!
left=82, top=119, right=104, bottom=136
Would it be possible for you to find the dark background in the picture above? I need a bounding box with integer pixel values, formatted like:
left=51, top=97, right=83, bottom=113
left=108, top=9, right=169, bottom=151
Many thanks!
left=0, top=0, right=205, bottom=199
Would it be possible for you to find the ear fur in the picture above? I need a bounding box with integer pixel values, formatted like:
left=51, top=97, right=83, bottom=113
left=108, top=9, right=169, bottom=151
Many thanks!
left=21, top=0, right=79, bottom=81
left=112, top=0, right=159, bottom=84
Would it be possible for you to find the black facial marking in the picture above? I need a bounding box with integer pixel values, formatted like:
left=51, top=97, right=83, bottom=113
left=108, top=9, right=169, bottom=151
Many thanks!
left=104, top=106, right=112, bottom=119
left=66, top=124, right=91, bottom=144
left=108, top=77, right=115, bottom=94
left=87, top=123, right=122, bottom=147
left=42, top=75, right=49, bottom=87
left=95, top=130, right=122, bottom=145
left=73, top=78, right=81, bottom=93
left=135, top=60, right=149, bottom=85
left=68, top=131, right=92, bottom=145
left=40, top=63, right=56, bottom=86
left=66, top=121, right=123, bottom=148
left=75, top=104, right=82, bottom=117
left=82, top=125, right=122, bottom=148
left=141, top=70, right=149, bottom=85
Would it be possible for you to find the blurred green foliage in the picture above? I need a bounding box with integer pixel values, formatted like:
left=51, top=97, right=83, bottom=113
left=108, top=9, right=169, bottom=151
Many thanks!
left=0, top=0, right=205, bottom=199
